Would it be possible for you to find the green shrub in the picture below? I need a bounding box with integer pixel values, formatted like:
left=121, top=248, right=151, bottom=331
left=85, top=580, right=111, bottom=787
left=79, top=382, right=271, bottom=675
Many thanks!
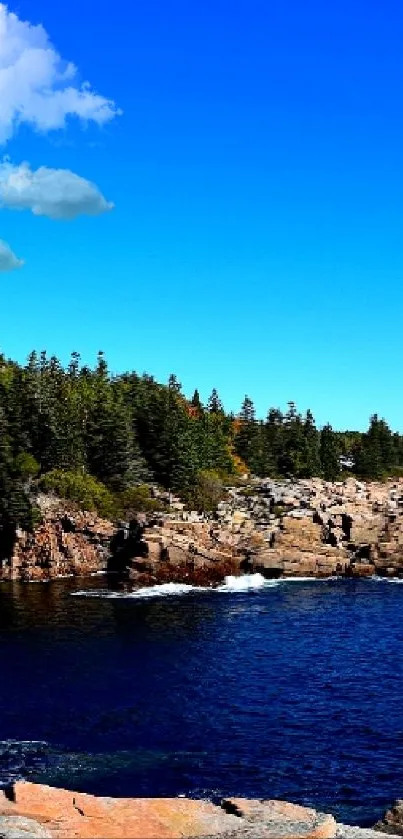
left=182, top=469, right=226, bottom=513
left=40, top=469, right=116, bottom=518
left=384, top=467, right=403, bottom=480
left=14, top=452, right=40, bottom=480
left=116, top=484, right=165, bottom=516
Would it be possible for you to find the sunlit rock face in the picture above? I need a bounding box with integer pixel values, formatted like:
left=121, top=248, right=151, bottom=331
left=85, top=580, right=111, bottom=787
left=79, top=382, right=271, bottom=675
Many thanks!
left=0, top=781, right=339, bottom=838
left=5, top=477, right=403, bottom=584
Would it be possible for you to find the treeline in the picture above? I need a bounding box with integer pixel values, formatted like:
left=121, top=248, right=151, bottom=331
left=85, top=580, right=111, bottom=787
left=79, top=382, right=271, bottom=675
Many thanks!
left=0, top=350, right=403, bottom=540
left=234, top=398, right=403, bottom=482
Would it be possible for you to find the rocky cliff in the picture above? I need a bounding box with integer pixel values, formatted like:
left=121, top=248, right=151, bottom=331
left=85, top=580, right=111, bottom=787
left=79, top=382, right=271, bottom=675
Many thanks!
left=4, top=478, right=403, bottom=585
left=0, top=495, right=114, bottom=582
left=115, top=477, right=403, bottom=587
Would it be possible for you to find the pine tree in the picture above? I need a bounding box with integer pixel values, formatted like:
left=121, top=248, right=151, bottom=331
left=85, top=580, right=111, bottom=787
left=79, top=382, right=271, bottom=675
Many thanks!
left=320, top=424, right=341, bottom=481
left=300, top=409, right=321, bottom=477
left=278, top=402, right=305, bottom=475
left=207, top=388, right=223, bottom=414
left=235, top=396, right=260, bottom=472
left=0, top=404, right=34, bottom=561
left=263, top=408, right=284, bottom=475
left=86, top=383, right=148, bottom=491
left=354, top=415, right=395, bottom=479
left=191, top=389, right=203, bottom=416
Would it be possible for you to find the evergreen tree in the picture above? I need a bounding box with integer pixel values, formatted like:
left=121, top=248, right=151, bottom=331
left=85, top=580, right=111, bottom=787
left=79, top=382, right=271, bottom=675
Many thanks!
left=263, top=408, right=284, bottom=475
left=354, top=415, right=395, bottom=479
left=191, top=389, right=203, bottom=416
left=300, top=409, right=321, bottom=477
left=207, top=388, right=223, bottom=414
left=278, top=402, right=305, bottom=475
left=235, top=396, right=263, bottom=473
left=320, top=424, right=341, bottom=481
left=0, top=404, right=34, bottom=560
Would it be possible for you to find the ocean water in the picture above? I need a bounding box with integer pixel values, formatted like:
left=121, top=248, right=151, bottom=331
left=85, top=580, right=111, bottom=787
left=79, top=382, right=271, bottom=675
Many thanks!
left=1, top=574, right=403, bottom=826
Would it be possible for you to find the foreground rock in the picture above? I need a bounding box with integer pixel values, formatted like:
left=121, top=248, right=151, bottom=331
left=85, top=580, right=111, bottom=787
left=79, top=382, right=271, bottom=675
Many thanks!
left=336, top=829, right=400, bottom=839
left=0, top=782, right=338, bottom=838
left=1, top=782, right=401, bottom=839
left=0, top=815, right=51, bottom=837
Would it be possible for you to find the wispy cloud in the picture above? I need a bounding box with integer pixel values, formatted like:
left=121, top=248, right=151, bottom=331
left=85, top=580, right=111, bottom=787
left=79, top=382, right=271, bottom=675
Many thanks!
left=0, top=3, right=121, bottom=143
left=0, top=238, right=23, bottom=270
left=0, top=161, right=114, bottom=220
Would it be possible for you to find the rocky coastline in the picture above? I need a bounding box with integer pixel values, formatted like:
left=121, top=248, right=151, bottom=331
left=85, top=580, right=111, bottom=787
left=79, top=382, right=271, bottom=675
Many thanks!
left=1, top=780, right=402, bottom=839
left=3, top=477, right=403, bottom=585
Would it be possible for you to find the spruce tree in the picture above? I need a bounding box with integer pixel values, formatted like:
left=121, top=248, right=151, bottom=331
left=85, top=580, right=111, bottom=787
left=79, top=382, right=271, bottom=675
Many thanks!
left=300, top=409, right=321, bottom=477
left=320, top=424, right=341, bottom=481
left=207, top=388, right=223, bottom=414
left=235, top=396, right=261, bottom=473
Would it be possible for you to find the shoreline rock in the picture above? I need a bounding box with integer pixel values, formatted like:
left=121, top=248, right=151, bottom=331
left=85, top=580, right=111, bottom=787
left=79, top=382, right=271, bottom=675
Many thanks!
left=4, top=477, right=403, bottom=585
left=0, top=781, right=382, bottom=839
left=373, top=798, right=403, bottom=834
left=0, top=495, right=114, bottom=583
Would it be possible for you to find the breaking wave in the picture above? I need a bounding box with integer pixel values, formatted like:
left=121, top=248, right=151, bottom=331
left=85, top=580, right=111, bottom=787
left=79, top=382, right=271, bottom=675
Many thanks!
left=370, top=575, right=403, bottom=584
left=71, top=582, right=210, bottom=599
left=217, top=573, right=271, bottom=591
left=71, top=573, right=335, bottom=599
left=72, top=573, right=287, bottom=599
left=280, top=576, right=328, bottom=582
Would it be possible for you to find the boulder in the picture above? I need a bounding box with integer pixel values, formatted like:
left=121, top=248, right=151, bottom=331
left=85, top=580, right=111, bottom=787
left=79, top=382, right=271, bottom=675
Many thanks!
left=222, top=798, right=336, bottom=838
left=373, top=798, right=403, bottom=834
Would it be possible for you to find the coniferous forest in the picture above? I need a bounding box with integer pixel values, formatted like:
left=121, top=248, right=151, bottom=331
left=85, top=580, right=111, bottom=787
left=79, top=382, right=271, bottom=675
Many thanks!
left=1, top=350, right=403, bottom=541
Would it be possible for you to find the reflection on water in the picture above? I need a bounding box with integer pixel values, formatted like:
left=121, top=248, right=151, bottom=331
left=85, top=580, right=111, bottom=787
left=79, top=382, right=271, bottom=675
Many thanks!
left=2, top=576, right=403, bottom=826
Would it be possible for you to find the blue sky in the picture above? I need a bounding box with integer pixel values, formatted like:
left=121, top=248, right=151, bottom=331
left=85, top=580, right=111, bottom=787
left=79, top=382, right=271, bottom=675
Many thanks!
left=0, top=1, right=402, bottom=430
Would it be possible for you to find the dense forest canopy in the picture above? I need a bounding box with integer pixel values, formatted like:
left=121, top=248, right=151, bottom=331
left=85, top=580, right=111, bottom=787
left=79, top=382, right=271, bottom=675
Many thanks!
left=0, top=350, right=403, bottom=539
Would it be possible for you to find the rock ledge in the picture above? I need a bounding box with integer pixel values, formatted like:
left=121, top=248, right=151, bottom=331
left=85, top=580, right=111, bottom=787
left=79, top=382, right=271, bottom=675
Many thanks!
left=0, top=782, right=400, bottom=839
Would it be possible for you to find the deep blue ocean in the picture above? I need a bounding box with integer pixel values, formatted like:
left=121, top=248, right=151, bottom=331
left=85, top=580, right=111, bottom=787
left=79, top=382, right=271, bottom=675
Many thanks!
left=1, top=574, right=403, bottom=827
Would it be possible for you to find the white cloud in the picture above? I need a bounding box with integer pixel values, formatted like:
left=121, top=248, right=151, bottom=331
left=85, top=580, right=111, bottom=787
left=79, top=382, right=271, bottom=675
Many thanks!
left=0, top=4, right=120, bottom=143
left=0, top=160, right=114, bottom=219
left=0, top=238, right=23, bottom=270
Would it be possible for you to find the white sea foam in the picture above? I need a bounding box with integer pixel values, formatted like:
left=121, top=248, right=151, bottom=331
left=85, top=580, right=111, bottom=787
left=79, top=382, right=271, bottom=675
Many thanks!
left=72, top=583, right=210, bottom=599
left=376, top=576, right=403, bottom=584
left=71, top=590, right=115, bottom=598
left=217, top=573, right=270, bottom=592
left=280, top=576, right=329, bottom=582
left=71, top=572, right=331, bottom=600
left=71, top=575, right=272, bottom=599
left=128, top=582, right=210, bottom=598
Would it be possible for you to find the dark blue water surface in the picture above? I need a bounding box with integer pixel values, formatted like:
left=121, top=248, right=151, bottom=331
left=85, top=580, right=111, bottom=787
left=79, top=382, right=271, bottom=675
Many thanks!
left=1, top=576, right=403, bottom=826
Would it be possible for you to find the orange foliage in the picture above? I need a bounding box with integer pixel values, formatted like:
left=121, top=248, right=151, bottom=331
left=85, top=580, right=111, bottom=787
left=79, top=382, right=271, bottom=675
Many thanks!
left=231, top=452, right=249, bottom=476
